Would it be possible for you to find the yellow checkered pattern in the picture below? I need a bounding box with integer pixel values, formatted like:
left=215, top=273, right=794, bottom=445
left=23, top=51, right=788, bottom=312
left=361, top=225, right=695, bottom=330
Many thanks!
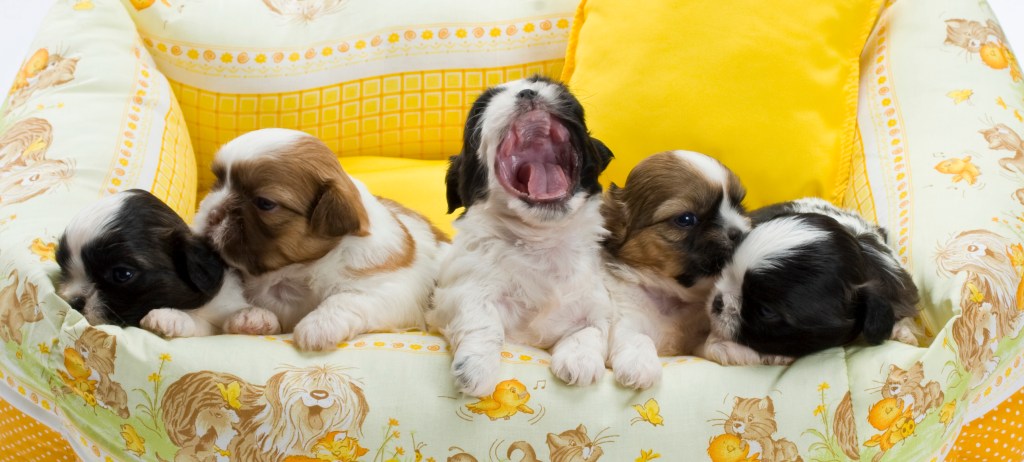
left=844, top=127, right=877, bottom=223
left=151, top=97, right=198, bottom=223
left=168, top=59, right=565, bottom=194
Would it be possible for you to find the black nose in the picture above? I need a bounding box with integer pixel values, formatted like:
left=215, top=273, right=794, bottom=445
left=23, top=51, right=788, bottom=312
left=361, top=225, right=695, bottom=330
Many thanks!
left=517, top=89, right=537, bottom=99
left=68, top=297, right=85, bottom=312
left=711, top=295, right=724, bottom=315
left=727, top=228, right=742, bottom=242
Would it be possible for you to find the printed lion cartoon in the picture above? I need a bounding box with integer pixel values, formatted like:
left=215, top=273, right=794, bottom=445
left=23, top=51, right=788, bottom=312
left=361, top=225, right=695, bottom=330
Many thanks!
left=0, top=117, right=73, bottom=206
left=0, top=269, right=43, bottom=344
left=715, top=396, right=802, bottom=462
left=161, top=365, right=369, bottom=462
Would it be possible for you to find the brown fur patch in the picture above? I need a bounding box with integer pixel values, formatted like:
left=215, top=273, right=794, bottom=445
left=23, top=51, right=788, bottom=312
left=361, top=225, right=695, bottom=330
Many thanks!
left=377, top=197, right=451, bottom=243
left=216, top=136, right=369, bottom=274
left=349, top=208, right=417, bottom=277
left=602, top=152, right=745, bottom=278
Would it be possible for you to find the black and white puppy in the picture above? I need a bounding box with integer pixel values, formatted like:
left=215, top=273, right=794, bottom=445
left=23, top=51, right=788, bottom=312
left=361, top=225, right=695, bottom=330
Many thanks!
left=57, top=189, right=276, bottom=337
left=429, top=76, right=614, bottom=396
left=701, top=198, right=920, bottom=365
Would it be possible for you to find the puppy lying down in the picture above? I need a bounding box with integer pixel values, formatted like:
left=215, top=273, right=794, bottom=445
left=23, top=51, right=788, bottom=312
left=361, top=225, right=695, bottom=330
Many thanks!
left=56, top=189, right=267, bottom=337
left=701, top=198, right=921, bottom=365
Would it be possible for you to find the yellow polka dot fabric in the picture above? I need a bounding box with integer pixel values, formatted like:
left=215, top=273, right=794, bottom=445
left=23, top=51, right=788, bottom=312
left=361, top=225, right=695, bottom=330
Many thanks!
left=948, top=387, right=1024, bottom=461
left=0, top=399, right=75, bottom=462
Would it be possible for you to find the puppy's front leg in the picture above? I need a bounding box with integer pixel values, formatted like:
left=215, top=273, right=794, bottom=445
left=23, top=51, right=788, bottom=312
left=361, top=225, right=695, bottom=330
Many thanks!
left=292, top=293, right=384, bottom=351
left=140, top=309, right=217, bottom=338
left=608, top=318, right=661, bottom=390
left=551, top=325, right=608, bottom=387
left=447, top=303, right=505, bottom=397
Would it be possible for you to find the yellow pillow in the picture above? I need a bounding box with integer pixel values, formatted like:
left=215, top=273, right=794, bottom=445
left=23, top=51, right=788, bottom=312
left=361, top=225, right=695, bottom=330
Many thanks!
left=563, top=0, right=882, bottom=208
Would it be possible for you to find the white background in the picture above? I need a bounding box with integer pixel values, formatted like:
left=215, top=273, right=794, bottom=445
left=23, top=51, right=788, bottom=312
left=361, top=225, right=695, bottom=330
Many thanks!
left=0, top=0, right=1021, bottom=103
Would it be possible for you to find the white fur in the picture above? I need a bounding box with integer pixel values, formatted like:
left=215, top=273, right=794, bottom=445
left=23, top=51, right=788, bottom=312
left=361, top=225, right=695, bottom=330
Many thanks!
left=197, top=132, right=448, bottom=351
left=139, top=271, right=272, bottom=338
left=429, top=80, right=611, bottom=395
left=59, top=193, right=128, bottom=323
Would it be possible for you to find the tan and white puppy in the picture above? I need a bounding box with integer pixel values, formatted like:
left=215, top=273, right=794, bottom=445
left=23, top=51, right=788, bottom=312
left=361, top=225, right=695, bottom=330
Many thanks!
left=429, top=77, right=615, bottom=396
left=194, top=129, right=449, bottom=351
left=602, top=151, right=750, bottom=389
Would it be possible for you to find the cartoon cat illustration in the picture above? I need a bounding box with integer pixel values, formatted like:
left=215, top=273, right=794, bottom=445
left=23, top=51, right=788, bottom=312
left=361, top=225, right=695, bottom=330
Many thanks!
left=0, top=269, right=43, bottom=345
left=262, top=0, right=345, bottom=22
left=881, top=363, right=944, bottom=422
left=722, top=397, right=802, bottom=462
left=446, top=447, right=478, bottom=462
left=979, top=123, right=1024, bottom=175
left=507, top=425, right=608, bottom=462
left=934, top=156, right=981, bottom=185
left=60, top=327, right=130, bottom=418
left=6, top=49, right=79, bottom=111
left=945, top=19, right=1021, bottom=82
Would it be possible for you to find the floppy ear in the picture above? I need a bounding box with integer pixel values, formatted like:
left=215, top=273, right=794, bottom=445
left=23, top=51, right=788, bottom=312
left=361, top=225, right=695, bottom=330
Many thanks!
left=858, top=283, right=897, bottom=344
left=310, top=179, right=369, bottom=237
left=176, top=236, right=226, bottom=296
left=445, top=155, right=464, bottom=214
left=590, top=137, right=614, bottom=173
left=600, top=183, right=629, bottom=251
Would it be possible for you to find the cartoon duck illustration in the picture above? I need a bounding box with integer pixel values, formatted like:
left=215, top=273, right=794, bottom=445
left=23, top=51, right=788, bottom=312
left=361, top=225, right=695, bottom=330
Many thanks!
left=283, top=430, right=368, bottom=462
left=465, top=379, right=534, bottom=420
left=120, top=423, right=146, bottom=456
left=707, top=433, right=761, bottom=462
left=934, top=156, right=981, bottom=185
left=57, top=346, right=97, bottom=406
left=864, top=397, right=915, bottom=460
left=29, top=238, right=56, bottom=262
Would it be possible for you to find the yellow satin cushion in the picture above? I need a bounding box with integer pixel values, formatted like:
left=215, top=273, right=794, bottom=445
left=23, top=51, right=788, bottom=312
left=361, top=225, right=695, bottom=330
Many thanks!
left=341, top=157, right=454, bottom=237
left=563, top=0, right=882, bottom=208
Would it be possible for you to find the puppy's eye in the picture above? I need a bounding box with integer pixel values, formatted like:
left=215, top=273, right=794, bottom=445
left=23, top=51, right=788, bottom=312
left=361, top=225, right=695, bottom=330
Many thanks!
left=254, top=197, right=277, bottom=211
left=110, top=267, right=135, bottom=284
left=672, top=212, right=698, bottom=227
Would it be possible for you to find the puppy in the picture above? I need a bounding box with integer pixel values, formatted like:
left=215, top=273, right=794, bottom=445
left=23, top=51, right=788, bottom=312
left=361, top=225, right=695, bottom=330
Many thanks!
left=56, top=189, right=271, bottom=337
left=602, top=151, right=749, bottom=389
left=701, top=198, right=920, bottom=365
left=194, top=128, right=449, bottom=351
left=429, top=76, right=614, bottom=396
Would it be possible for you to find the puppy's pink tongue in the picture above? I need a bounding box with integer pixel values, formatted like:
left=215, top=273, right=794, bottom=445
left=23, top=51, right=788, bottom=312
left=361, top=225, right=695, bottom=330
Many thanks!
left=517, top=162, right=569, bottom=200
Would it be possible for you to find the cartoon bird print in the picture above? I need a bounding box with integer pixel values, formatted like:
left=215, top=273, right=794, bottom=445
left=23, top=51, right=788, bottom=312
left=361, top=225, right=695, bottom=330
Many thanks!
left=120, top=423, right=146, bottom=456
left=465, top=379, right=534, bottom=420
left=57, top=347, right=97, bottom=406
left=10, top=49, right=49, bottom=93
left=707, top=433, right=760, bottom=462
left=863, top=397, right=915, bottom=461
left=946, top=89, right=973, bottom=104
left=631, top=398, right=664, bottom=426
left=934, top=155, right=981, bottom=185
left=29, top=238, right=56, bottom=262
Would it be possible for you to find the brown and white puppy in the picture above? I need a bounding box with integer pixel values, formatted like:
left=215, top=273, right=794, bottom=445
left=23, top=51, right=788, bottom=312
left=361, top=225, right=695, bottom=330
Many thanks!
left=194, top=129, right=449, bottom=351
left=602, top=151, right=749, bottom=389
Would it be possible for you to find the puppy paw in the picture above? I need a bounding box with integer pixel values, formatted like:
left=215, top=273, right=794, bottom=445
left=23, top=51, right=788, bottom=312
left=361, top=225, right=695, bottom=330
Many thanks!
left=611, top=347, right=662, bottom=390
left=760, top=354, right=795, bottom=366
left=891, top=320, right=919, bottom=346
left=551, top=343, right=606, bottom=387
left=140, top=309, right=196, bottom=338
left=292, top=309, right=356, bottom=351
left=701, top=340, right=764, bottom=366
left=223, top=307, right=281, bottom=335
left=451, top=347, right=501, bottom=397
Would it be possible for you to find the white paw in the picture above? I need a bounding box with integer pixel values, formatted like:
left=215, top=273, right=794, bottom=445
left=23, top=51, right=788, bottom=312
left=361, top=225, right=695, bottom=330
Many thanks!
left=451, top=346, right=501, bottom=397
left=891, top=320, right=919, bottom=346
left=760, top=354, right=795, bottom=366
left=292, top=309, right=356, bottom=351
left=140, top=309, right=196, bottom=338
left=611, top=346, right=662, bottom=390
left=551, top=342, right=606, bottom=387
left=701, top=340, right=764, bottom=366
left=223, top=307, right=281, bottom=335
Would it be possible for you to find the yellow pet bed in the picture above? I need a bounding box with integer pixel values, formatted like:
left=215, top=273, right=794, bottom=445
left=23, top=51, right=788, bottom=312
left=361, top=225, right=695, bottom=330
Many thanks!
left=1, top=0, right=1023, bottom=460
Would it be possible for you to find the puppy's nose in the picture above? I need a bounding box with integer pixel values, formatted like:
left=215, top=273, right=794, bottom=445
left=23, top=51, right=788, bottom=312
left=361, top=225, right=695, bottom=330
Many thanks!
left=68, top=297, right=85, bottom=312
left=309, top=389, right=329, bottom=400
left=727, top=227, right=742, bottom=242
left=517, top=89, right=537, bottom=99
left=711, top=295, right=724, bottom=315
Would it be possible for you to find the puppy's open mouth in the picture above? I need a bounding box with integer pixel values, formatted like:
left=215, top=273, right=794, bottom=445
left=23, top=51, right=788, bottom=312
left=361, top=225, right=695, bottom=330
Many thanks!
left=496, top=110, right=576, bottom=203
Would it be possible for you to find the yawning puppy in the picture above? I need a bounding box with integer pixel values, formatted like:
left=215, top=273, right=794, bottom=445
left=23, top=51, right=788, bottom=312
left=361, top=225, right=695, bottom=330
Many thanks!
left=602, top=151, right=749, bottom=389
left=429, top=77, right=614, bottom=396
left=57, top=189, right=267, bottom=337
left=701, top=198, right=920, bottom=365
left=194, top=129, right=449, bottom=351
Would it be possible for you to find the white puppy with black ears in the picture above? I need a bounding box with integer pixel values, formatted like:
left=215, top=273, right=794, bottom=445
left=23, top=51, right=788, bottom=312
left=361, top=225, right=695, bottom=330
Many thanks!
left=194, top=129, right=450, bottom=351
left=429, top=77, right=615, bottom=396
